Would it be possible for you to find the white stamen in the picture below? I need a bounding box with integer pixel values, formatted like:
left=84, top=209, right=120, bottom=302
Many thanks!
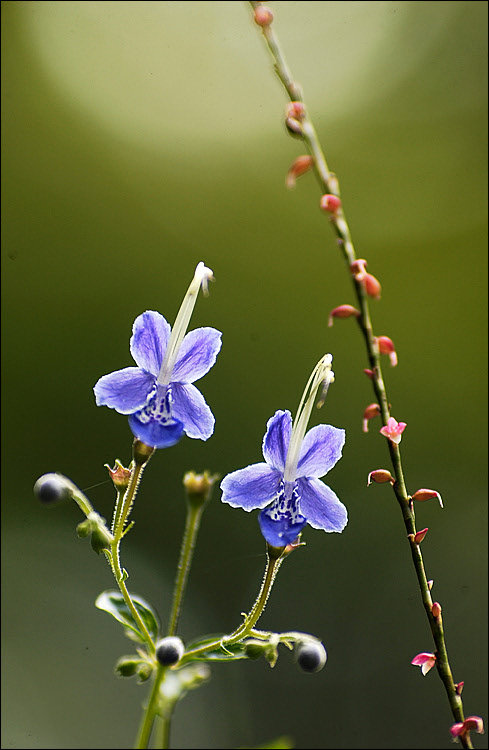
left=283, top=354, right=335, bottom=483
left=157, top=262, right=213, bottom=386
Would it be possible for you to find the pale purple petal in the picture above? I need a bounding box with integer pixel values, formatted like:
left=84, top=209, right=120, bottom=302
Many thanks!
left=130, top=311, right=171, bottom=376
left=172, top=327, right=222, bottom=383
left=94, top=367, right=155, bottom=414
left=171, top=382, right=215, bottom=440
left=262, top=410, right=291, bottom=472
left=221, top=464, right=281, bottom=511
left=297, top=425, right=346, bottom=479
left=297, top=476, right=348, bottom=532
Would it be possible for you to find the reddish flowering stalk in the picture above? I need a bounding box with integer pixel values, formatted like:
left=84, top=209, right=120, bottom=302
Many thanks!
left=248, top=2, right=477, bottom=746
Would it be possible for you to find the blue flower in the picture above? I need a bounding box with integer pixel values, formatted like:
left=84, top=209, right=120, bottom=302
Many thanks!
left=220, top=356, right=347, bottom=547
left=94, top=263, right=222, bottom=449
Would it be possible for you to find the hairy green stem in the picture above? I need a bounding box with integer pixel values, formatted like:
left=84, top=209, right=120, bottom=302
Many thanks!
left=249, top=2, right=472, bottom=745
left=166, top=500, right=207, bottom=637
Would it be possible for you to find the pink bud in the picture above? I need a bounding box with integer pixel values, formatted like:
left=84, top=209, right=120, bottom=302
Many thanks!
left=327, top=304, right=360, bottom=327
left=427, top=579, right=434, bottom=590
left=363, top=403, right=381, bottom=432
left=253, top=5, right=274, bottom=26
left=286, top=101, right=305, bottom=121
left=377, top=336, right=398, bottom=366
left=455, top=681, right=464, bottom=695
left=364, top=368, right=374, bottom=379
left=364, top=272, right=382, bottom=299
left=411, top=488, right=444, bottom=508
left=414, top=527, right=429, bottom=544
left=367, top=469, right=394, bottom=486
left=431, top=601, right=442, bottom=618
left=350, top=259, right=368, bottom=280
left=411, top=652, right=436, bottom=675
left=320, top=194, right=342, bottom=214
left=285, top=155, right=314, bottom=189
left=380, top=417, right=407, bottom=444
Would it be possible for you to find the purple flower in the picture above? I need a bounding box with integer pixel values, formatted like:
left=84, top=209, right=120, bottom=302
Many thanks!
left=221, top=356, right=347, bottom=547
left=94, top=264, right=222, bottom=449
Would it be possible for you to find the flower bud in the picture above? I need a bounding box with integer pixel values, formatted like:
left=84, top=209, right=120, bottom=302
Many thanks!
left=364, top=273, right=382, bottom=299
left=132, top=439, right=155, bottom=467
left=376, top=336, right=398, bottom=366
left=411, top=488, right=444, bottom=508
left=155, top=636, right=185, bottom=667
left=455, top=681, right=464, bottom=695
left=363, top=403, right=381, bottom=432
left=413, top=527, right=429, bottom=544
left=327, top=304, right=360, bottom=327
left=34, top=473, right=72, bottom=504
left=296, top=641, right=327, bottom=673
left=431, top=601, right=442, bottom=618
left=253, top=5, right=273, bottom=27
left=183, top=470, right=219, bottom=509
left=285, top=155, right=314, bottom=189
left=285, top=101, right=305, bottom=137
left=367, top=469, right=394, bottom=486
left=319, top=194, right=342, bottom=214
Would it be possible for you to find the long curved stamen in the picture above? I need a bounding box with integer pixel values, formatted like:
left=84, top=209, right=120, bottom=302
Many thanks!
left=283, top=354, right=335, bottom=483
left=157, top=262, right=214, bottom=386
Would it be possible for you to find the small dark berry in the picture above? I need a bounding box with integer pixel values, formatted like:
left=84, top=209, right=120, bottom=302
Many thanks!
left=155, top=637, right=184, bottom=667
left=296, top=642, right=327, bottom=673
left=34, top=474, right=71, bottom=504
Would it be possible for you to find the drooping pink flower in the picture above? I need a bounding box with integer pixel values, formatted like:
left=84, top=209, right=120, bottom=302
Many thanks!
left=450, top=716, right=484, bottom=740
left=411, top=652, right=436, bottom=675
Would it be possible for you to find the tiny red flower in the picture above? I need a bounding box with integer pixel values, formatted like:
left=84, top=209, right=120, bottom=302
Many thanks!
left=431, top=601, right=442, bottom=618
left=327, top=304, right=360, bottom=327
left=411, top=488, right=444, bottom=508
left=380, top=417, right=407, bottom=444
left=450, top=716, right=484, bottom=739
left=367, top=469, right=394, bottom=486
left=411, top=652, right=436, bottom=675
left=414, top=527, right=429, bottom=544
left=320, top=194, right=342, bottom=214
left=377, top=336, right=398, bottom=366
left=363, top=403, right=381, bottom=432
left=253, top=5, right=274, bottom=27
left=285, top=155, right=314, bottom=189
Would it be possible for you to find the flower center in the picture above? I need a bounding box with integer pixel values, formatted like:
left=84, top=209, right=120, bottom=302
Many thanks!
left=258, top=480, right=307, bottom=547
left=137, top=383, right=176, bottom=426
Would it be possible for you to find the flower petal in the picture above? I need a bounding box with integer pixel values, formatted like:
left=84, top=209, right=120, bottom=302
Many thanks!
left=130, top=311, right=171, bottom=376
left=171, top=382, right=215, bottom=440
left=171, top=327, right=222, bottom=383
left=94, top=367, right=155, bottom=414
left=262, top=410, right=292, bottom=472
left=297, top=476, right=348, bottom=532
left=259, top=507, right=307, bottom=547
left=297, top=425, right=346, bottom=478
left=128, top=411, right=184, bottom=449
left=221, top=464, right=281, bottom=511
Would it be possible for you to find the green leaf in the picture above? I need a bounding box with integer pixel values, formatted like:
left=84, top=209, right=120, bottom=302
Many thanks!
left=95, top=590, right=160, bottom=643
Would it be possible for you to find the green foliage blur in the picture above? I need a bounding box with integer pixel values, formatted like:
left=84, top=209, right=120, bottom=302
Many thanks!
left=2, top=2, right=487, bottom=749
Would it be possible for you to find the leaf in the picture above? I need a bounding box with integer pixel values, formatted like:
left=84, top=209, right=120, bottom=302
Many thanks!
left=95, top=590, right=160, bottom=643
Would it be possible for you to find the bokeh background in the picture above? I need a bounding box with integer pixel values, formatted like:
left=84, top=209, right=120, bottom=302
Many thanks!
left=2, top=2, right=487, bottom=748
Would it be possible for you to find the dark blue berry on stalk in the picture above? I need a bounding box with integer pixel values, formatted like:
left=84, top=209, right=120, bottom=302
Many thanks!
left=296, top=641, right=327, bottom=673
left=155, top=637, right=184, bottom=667
left=34, top=473, right=72, bottom=504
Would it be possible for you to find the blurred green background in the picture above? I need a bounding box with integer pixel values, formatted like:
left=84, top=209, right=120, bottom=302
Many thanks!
left=2, top=2, right=487, bottom=748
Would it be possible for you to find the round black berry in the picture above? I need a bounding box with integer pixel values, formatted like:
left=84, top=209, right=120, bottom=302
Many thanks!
left=155, top=637, right=184, bottom=667
left=296, top=641, right=327, bottom=673
left=34, top=474, right=71, bottom=504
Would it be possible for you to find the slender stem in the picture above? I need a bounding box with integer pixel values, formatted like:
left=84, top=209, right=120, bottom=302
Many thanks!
left=180, top=545, right=285, bottom=663
left=135, top=665, right=167, bottom=749
left=166, top=500, right=207, bottom=637
left=249, top=3, right=472, bottom=745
